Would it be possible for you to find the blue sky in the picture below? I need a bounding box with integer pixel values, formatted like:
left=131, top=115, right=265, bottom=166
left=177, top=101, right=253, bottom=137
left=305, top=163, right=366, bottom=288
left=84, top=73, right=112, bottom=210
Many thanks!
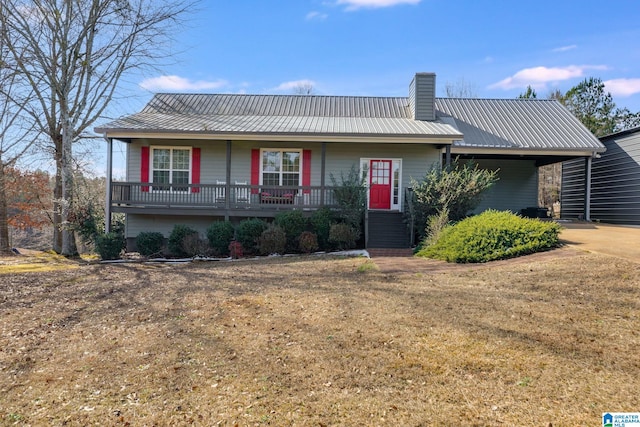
left=101, top=0, right=640, bottom=175
left=130, top=0, right=640, bottom=106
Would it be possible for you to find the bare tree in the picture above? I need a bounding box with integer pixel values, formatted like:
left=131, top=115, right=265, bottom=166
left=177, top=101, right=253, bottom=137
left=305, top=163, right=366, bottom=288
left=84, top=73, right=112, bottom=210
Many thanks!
left=0, top=27, right=40, bottom=253
left=0, top=0, right=195, bottom=256
left=292, top=82, right=315, bottom=95
left=444, top=78, right=478, bottom=98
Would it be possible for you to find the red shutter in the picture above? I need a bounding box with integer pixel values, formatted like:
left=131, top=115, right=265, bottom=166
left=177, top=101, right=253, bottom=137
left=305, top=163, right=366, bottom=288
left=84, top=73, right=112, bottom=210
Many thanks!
left=250, top=149, right=260, bottom=194
left=302, top=149, right=311, bottom=194
left=191, top=147, right=201, bottom=193
left=141, top=146, right=150, bottom=192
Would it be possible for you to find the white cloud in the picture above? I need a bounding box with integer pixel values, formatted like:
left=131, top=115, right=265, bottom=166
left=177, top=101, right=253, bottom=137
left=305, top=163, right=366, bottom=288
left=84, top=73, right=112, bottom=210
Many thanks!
left=489, top=65, right=608, bottom=90
left=337, top=0, right=421, bottom=11
left=274, top=79, right=317, bottom=92
left=552, top=45, right=577, bottom=53
left=139, top=75, right=228, bottom=92
left=306, top=11, right=328, bottom=20
left=604, top=78, right=640, bottom=97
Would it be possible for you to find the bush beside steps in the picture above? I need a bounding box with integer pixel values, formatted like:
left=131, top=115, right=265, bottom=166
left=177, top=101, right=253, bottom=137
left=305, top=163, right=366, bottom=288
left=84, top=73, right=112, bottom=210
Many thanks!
left=416, top=210, right=561, bottom=263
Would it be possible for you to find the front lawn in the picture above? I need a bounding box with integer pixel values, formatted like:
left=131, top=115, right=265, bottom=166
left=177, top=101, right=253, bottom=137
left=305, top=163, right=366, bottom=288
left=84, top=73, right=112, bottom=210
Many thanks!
left=1, top=251, right=638, bottom=425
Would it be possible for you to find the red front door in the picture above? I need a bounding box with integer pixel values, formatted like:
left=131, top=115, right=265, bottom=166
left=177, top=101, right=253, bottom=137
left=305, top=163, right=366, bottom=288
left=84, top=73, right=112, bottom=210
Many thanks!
left=369, top=160, right=392, bottom=209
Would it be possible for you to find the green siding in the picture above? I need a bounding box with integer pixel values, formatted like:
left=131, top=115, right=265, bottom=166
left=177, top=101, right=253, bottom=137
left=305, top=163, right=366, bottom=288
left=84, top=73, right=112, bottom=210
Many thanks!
left=122, top=139, right=442, bottom=238
left=325, top=143, right=440, bottom=190
left=472, top=159, right=538, bottom=214
left=126, top=214, right=223, bottom=240
left=126, top=139, right=440, bottom=189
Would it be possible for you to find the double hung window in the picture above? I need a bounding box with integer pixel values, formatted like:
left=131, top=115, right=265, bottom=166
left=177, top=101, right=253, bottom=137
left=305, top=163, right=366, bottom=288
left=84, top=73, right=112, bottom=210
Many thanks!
left=152, top=147, right=191, bottom=192
left=261, top=150, right=301, bottom=186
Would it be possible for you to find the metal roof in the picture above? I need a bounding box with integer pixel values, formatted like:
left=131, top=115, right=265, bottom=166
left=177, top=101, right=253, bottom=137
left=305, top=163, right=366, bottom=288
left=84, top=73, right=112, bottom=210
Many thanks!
left=142, top=93, right=412, bottom=118
left=435, top=98, right=605, bottom=152
left=97, top=94, right=462, bottom=141
left=98, top=112, right=461, bottom=138
left=96, top=93, right=604, bottom=152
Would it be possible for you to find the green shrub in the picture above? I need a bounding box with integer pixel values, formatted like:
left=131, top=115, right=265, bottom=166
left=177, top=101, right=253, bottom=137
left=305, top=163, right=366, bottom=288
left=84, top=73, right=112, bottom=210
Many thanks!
left=95, top=232, right=125, bottom=260
left=298, top=231, right=319, bottom=254
left=310, top=207, right=333, bottom=250
left=236, top=218, right=268, bottom=254
left=330, top=164, right=367, bottom=232
left=328, top=223, right=360, bottom=251
left=258, top=225, right=287, bottom=255
left=409, top=159, right=499, bottom=239
left=416, top=210, right=561, bottom=263
left=206, top=221, right=235, bottom=256
left=424, top=208, right=450, bottom=247
left=168, top=224, right=199, bottom=257
left=135, top=232, right=165, bottom=256
left=275, top=210, right=307, bottom=252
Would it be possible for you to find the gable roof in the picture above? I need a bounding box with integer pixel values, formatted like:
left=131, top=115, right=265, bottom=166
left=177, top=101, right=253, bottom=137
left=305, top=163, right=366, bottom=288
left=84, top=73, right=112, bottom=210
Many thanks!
left=96, top=93, right=604, bottom=154
left=96, top=94, right=462, bottom=143
left=435, top=98, right=605, bottom=154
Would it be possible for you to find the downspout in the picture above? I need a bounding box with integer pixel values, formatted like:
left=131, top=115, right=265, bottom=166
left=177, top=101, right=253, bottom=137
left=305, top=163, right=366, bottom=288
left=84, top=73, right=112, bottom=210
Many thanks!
left=104, top=136, right=113, bottom=233
left=225, top=140, right=231, bottom=221
left=320, top=142, right=326, bottom=205
left=584, top=155, right=592, bottom=222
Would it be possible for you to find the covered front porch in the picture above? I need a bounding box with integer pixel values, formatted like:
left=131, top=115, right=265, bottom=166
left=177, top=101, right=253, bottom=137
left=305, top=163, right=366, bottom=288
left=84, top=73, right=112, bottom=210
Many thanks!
left=109, top=182, right=341, bottom=218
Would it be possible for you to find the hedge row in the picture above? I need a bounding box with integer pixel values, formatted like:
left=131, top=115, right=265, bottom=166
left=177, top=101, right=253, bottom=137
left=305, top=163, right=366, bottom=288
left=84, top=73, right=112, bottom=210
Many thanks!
left=96, top=208, right=361, bottom=260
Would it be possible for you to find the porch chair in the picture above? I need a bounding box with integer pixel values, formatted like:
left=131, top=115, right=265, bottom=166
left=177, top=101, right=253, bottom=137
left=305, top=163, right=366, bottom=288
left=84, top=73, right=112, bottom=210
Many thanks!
left=215, top=180, right=226, bottom=203
left=235, top=181, right=249, bottom=203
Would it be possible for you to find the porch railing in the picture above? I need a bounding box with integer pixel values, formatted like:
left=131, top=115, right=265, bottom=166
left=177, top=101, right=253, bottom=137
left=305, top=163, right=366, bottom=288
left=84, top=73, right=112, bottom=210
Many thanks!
left=110, top=182, right=339, bottom=210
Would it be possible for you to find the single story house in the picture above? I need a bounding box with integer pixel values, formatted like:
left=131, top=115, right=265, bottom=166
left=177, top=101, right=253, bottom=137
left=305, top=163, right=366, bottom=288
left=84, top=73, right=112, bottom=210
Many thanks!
left=562, top=126, right=640, bottom=225
left=95, top=72, right=605, bottom=250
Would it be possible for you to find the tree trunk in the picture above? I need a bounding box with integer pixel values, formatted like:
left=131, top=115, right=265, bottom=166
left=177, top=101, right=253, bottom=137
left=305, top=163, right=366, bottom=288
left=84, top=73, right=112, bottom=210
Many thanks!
left=52, top=144, right=63, bottom=254
left=0, top=163, right=12, bottom=254
left=60, top=121, right=77, bottom=257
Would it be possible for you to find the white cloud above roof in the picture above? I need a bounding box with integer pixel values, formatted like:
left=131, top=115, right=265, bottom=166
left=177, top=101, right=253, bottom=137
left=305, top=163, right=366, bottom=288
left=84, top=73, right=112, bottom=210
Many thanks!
left=604, top=78, right=640, bottom=97
left=489, top=65, right=608, bottom=90
left=139, top=75, right=228, bottom=92
left=337, top=0, right=421, bottom=11
left=552, top=45, right=577, bottom=52
left=306, top=11, right=328, bottom=20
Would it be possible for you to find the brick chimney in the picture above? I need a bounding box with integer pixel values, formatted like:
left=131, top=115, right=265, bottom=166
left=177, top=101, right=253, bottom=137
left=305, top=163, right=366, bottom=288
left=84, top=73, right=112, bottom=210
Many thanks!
left=409, top=72, right=436, bottom=121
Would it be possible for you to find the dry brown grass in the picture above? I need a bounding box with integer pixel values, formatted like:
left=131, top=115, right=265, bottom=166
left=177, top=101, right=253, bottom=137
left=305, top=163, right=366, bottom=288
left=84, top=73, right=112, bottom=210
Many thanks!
left=1, top=249, right=638, bottom=426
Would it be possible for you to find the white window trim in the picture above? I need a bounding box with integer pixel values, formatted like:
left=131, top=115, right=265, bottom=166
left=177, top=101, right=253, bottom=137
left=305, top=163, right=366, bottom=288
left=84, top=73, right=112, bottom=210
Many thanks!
left=360, top=158, right=403, bottom=211
left=150, top=146, right=193, bottom=193
left=259, top=148, right=303, bottom=186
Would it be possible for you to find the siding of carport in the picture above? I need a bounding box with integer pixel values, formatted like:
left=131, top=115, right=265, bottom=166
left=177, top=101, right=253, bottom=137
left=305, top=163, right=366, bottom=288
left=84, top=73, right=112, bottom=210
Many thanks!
left=563, top=130, right=640, bottom=225
left=560, top=158, right=586, bottom=219
left=471, top=159, right=538, bottom=214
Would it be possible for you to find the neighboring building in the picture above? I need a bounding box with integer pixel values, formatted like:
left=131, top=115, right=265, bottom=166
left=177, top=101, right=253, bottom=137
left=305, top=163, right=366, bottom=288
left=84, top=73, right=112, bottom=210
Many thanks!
left=562, top=127, right=640, bottom=225
left=95, top=72, right=604, bottom=250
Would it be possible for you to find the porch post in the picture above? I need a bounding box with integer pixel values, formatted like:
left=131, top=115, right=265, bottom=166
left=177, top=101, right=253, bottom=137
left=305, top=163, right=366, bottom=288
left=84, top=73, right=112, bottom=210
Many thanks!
left=225, top=140, right=231, bottom=221
left=104, top=137, right=113, bottom=233
left=445, top=145, right=451, bottom=170
left=320, top=142, right=326, bottom=205
left=364, top=208, right=369, bottom=249
left=584, top=155, right=592, bottom=221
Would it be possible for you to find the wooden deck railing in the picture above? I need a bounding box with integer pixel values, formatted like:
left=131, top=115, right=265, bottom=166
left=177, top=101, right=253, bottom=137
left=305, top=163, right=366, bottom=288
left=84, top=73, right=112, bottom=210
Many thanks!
left=110, top=182, right=339, bottom=210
